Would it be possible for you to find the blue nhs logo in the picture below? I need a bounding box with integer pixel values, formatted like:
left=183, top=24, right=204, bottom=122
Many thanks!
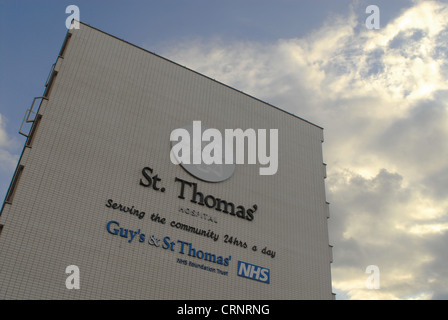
left=237, top=261, right=270, bottom=284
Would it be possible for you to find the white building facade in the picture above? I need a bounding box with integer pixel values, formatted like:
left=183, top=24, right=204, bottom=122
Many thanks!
left=0, top=22, right=333, bottom=300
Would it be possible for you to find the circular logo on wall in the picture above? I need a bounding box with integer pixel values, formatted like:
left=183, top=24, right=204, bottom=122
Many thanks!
left=170, top=123, right=235, bottom=183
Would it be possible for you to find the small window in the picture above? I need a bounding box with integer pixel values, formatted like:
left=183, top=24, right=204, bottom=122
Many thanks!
left=58, top=32, right=72, bottom=58
left=26, top=114, right=42, bottom=148
left=0, top=224, right=3, bottom=236
left=323, top=163, right=327, bottom=179
left=43, top=70, right=58, bottom=98
left=5, top=165, right=24, bottom=204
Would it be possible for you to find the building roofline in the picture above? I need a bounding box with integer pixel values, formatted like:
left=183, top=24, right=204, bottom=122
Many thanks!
left=74, top=21, right=323, bottom=130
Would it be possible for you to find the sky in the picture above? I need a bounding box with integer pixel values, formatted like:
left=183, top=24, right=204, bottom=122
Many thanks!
left=1, top=0, right=447, bottom=300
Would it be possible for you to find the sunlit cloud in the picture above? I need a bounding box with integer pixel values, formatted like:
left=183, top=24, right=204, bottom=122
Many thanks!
left=0, top=114, right=9, bottom=148
left=0, top=113, right=20, bottom=173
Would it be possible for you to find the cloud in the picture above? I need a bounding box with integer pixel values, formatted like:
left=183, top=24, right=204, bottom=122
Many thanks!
left=0, top=112, right=21, bottom=202
left=0, top=113, right=20, bottom=194
left=0, top=113, right=19, bottom=171
left=329, top=168, right=448, bottom=299
left=160, top=0, right=448, bottom=299
left=0, top=113, right=10, bottom=148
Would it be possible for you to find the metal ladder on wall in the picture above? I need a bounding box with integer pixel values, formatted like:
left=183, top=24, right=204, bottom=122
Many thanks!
left=18, top=62, right=56, bottom=138
left=18, top=96, right=47, bottom=138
